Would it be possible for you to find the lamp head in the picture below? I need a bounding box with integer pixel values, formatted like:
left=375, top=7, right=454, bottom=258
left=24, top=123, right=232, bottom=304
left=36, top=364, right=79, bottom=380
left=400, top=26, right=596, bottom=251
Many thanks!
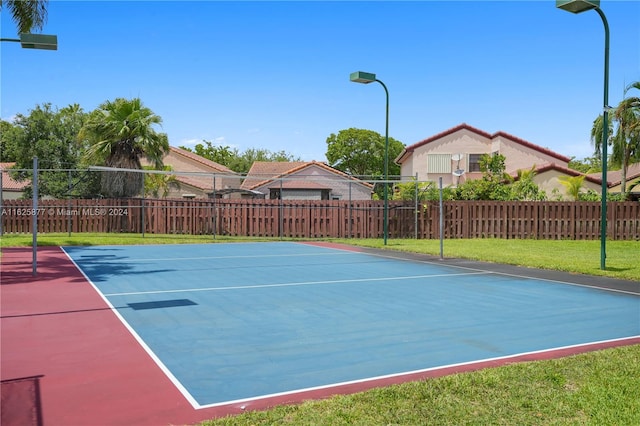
left=556, top=0, right=599, bottom=14
left=350, top=71, right=376, bottom=84
left=20, top=33, right=58, bottom=50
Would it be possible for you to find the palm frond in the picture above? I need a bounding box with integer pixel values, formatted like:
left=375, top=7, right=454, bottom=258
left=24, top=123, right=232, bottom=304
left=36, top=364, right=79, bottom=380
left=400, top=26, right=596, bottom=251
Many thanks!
left=1, top=0, right=48, bottom=34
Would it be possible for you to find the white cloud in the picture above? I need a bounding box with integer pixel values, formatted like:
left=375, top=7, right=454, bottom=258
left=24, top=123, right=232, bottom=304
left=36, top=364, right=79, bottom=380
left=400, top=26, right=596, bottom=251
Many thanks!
left=177, top=138, right=201, bottom=148
left=1, top=114, right=18, bottom=123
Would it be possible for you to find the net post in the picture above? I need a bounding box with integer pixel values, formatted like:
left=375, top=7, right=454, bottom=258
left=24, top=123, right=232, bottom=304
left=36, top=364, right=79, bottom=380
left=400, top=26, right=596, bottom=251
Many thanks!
left=212, top=175, right=217, bottom=240
left=349, top=179, right=352, bottom=239
left=414, top=173, right=418, bottom=240
left=67, top=170, right=72, bottom=237
left=141, top=196, right=145, bottom=238
left=439, top=176, right=444, bottom=260
left=0, top=167, right=4, bottom=237
left=32, top=157, right=38, bottom=276
left=279, top=178, right=283, bottom=240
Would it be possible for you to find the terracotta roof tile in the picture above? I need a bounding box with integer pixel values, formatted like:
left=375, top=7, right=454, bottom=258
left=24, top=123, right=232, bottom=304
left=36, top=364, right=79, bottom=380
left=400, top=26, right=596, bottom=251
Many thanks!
left=518, top=162, right=602, bottom=185
left=1, top=162, right=29, bottom=191
left=588, top=162, right=640, bottom=186
left=168, top=146, right=235, bottom=173
left=241, top=161, right=373, bottom=190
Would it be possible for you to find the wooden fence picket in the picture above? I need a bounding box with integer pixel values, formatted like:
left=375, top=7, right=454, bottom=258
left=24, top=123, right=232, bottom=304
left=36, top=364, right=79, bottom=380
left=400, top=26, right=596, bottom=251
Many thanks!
left=1, top=198, right=638, bottom=240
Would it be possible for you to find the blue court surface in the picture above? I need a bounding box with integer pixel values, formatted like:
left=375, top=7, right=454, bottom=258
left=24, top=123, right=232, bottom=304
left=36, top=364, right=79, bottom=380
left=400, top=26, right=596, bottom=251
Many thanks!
left=63, top=242, right=640, bottom=408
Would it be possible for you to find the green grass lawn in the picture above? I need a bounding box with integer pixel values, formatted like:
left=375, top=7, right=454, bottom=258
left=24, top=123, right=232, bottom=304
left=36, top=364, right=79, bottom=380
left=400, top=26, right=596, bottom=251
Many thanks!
left=2, top=233, right=638, bottom=425
left=202, top=344, right=640, bottom=426
left=331, top=238, right=640, bottom=281
left=2, top=233, right=638, bottom=280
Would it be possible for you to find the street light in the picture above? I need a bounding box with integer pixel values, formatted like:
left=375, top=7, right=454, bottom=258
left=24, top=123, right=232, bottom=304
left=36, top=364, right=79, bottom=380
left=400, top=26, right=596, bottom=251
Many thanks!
left=0, top=33, right=58, bottom=50
left=556, top=0, right=609, bottom=270
left=350, top=71, right=390, bottom=245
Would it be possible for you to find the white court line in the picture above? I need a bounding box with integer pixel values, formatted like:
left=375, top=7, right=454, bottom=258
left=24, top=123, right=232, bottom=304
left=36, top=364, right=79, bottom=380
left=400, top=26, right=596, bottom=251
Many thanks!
left=76, top=251, right=362, bottom=263
left=303, top=243, right=640, bottom=296
left=103, top=271, right=492, bottom=297
left=60, top=247, right=202, bottom=409
left=194, top=335, right=640, bottom=409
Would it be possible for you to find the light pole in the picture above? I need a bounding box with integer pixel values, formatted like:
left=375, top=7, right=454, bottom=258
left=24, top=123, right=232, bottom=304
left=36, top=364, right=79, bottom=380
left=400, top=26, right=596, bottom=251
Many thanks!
left=0, top=33, right=57, bottom=50
left=556, top=0, right=609, bottom=270
left=350, top=71, right=390, bottom=245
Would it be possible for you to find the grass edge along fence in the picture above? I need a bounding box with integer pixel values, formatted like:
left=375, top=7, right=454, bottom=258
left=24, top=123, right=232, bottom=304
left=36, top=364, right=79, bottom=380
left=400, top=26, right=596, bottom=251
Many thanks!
left=1, top=198, right=639, bottom=240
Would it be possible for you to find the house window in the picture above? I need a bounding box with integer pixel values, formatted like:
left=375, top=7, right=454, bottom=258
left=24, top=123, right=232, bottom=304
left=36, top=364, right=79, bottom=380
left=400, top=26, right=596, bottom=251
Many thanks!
left=427, top=154, right=452, bottom=174
left=468, top=154, right=483, bottom=173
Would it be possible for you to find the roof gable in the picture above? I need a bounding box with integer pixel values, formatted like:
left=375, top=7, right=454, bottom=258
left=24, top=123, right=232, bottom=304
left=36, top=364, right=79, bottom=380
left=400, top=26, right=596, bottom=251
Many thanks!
left=167, top=146, right=236, bottom=174
left=522, top=163, right=602, bottom=185
left=588, top=162, right=640, bottom=186
left=395, top=123, right=571, bottom=164
left=241, top=161, right=373, bottom=190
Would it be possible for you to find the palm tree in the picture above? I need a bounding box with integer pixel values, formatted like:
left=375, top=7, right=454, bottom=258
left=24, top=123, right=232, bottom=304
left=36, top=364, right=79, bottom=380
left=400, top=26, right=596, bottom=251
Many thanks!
left=590, top=114, right=613, bottom=163
left=611, top=81, right=640, bottom=198
left=1, top=0, right=48, bottom=34
left=143, top=165, right=180, bottom=198
left=559, top=175, right=586, bottom=201
left=80, top=98, right=169, bottom=198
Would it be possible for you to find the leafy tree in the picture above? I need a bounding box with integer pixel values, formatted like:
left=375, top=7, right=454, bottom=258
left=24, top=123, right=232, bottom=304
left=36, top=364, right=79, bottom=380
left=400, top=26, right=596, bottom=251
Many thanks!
left=325, top=128, right=404, bottom=178
left=4, top=103, right=99, bottom=198
left=80, top=98, right=169, bottom=198
left=180, top=141, right=302, bottom=174
left=0, top=119, right=20, bottom=162
left=0, top=0, right=48, bottom=34
left=456, top=154, right=512, bottom=200
left=391, top=180, right=456, bottom=202
left=237, top=148, right=301, bottom=174
left=508, top=166, right=547, bottom=201
left=568, top=156, right=601, bottom=173
left=185, top=141, right=239, bottom=168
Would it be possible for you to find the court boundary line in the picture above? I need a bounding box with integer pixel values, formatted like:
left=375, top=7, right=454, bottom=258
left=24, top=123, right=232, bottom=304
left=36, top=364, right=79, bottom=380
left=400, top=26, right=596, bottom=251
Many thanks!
left=195, top=335, right=640, bottom=409
left=60, top=246, right=202, bottom=410
left=60, top=243, right=640, bottom=411
left=103, top=271, right=493, bottom=297
left=72, top=250, right=361, bottom=264
left=304, top=243, right=640, bottom=296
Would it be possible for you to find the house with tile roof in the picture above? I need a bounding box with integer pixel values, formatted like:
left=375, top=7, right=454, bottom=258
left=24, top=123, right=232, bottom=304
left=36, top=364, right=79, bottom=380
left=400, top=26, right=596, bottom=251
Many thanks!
left=240, top=161, right=373, bottom=200
left=144, top=146, right=243, bottom=198
left=1, top=162, right=29, bottom=200
left=589, top=162, right=640, bottom=201
left=394, top=123, right=602, bottom=199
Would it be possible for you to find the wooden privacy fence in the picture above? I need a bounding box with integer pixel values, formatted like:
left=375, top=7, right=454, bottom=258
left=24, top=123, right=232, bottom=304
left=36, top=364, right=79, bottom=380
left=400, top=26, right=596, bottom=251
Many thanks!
left=1, top=198, right=639, bottom=240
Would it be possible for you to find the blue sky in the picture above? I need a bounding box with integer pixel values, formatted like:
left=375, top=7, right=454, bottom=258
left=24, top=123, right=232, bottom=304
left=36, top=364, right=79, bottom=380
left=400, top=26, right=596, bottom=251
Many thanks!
left=1, top=1, right=638, bottom=163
